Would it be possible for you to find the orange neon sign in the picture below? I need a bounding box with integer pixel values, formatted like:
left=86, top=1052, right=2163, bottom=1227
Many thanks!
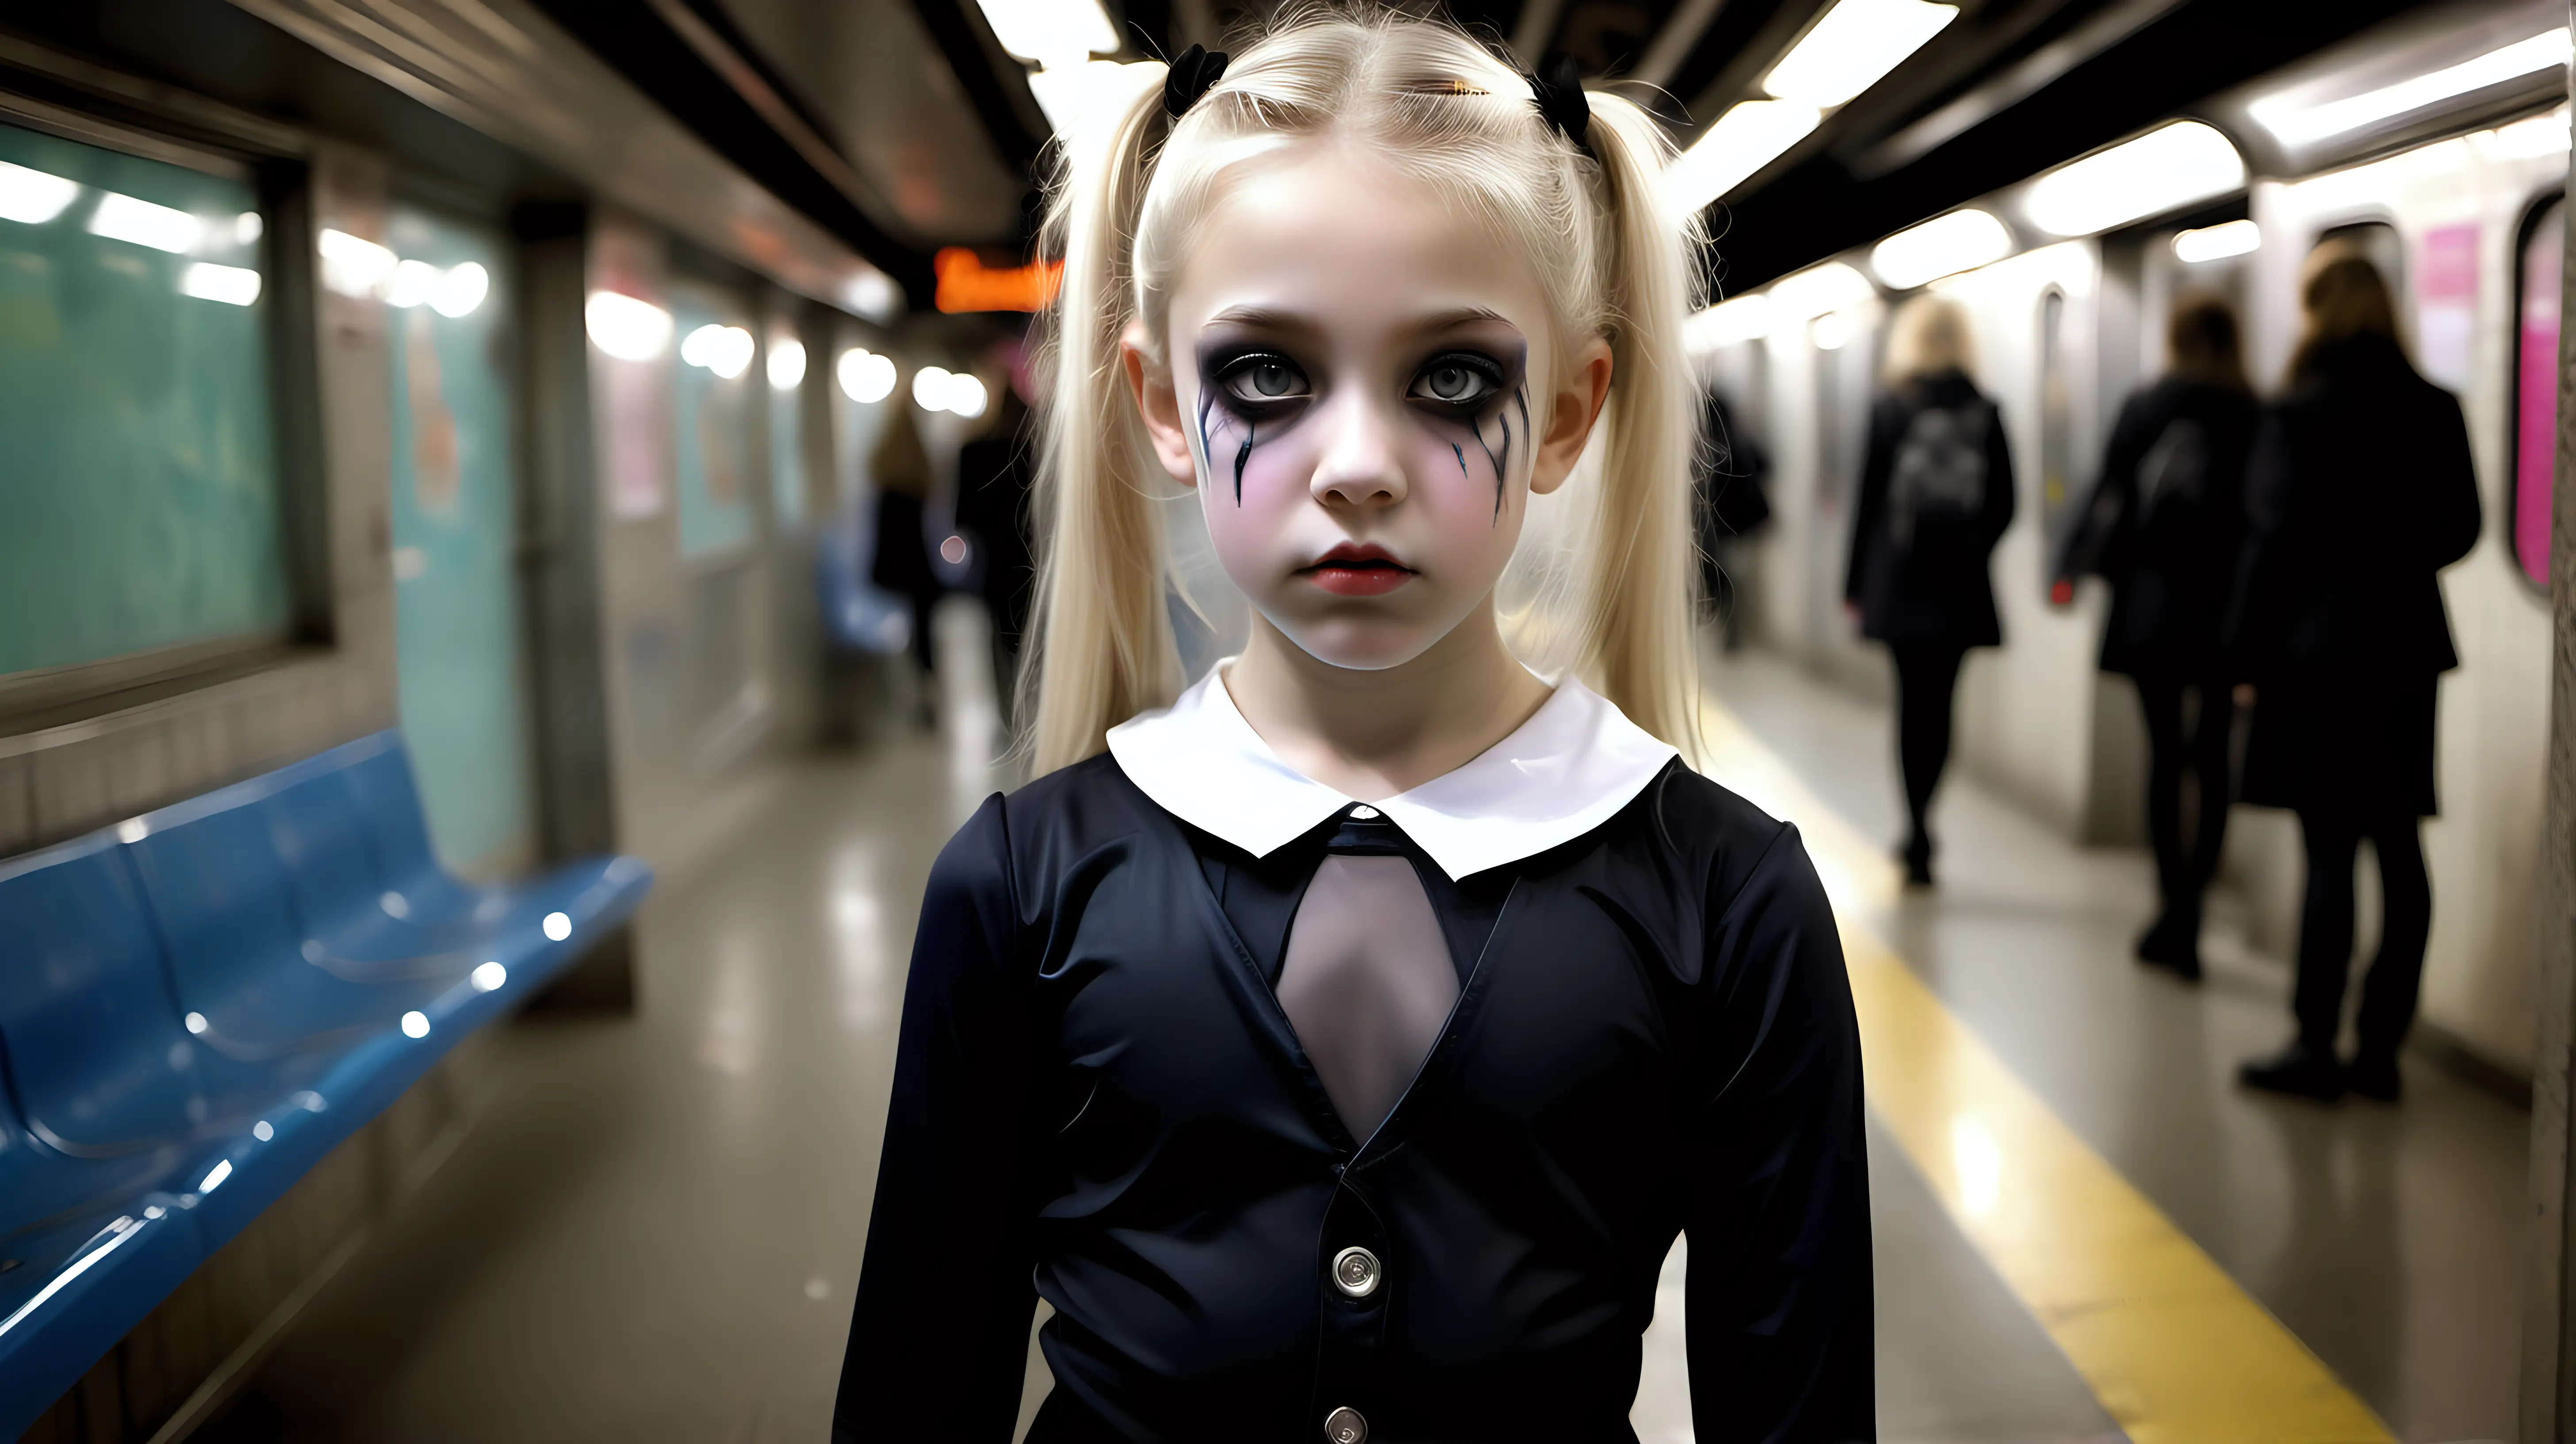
left=934, top=248, right=1063, bottom=314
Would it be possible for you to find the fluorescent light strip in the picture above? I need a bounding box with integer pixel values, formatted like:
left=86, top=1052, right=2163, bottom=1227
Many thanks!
left=89, top=192, right=201, bottom=254
left=1764, top=0, right=1961, bottom=109
left=1769, top=260, right=1877, bottom=320
left=2251, top=29, right=2572, bottom=146
left=0, top=161, right=78, bottom=225
left=1871, top=208, right=2014, bottom=289
left=2173, top=219, right=2260, bottom=264
left=180, top=262, right=262, bottom=306
left=2024, top=121, right=2245, bottom=238
left=1664, top=100, right=1823, bottom=214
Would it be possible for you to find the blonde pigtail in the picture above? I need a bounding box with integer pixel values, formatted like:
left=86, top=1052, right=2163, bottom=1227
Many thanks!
left=1023, top=85, right=1188, bottom=776
left=1568, top=93, right=1706, bottom=762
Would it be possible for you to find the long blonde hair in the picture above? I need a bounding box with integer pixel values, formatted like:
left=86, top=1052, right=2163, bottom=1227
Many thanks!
left=1022, top=6, right=1705, bottom=773
left=1882, top=293, right=1976, bottom=388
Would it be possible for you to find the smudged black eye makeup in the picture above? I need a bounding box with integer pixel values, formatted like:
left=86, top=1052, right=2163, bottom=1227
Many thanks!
left=1407, top=351, right=1507, bottom=409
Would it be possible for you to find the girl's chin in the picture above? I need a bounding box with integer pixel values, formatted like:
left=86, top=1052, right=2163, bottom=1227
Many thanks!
left=1264, top=613, right=1446, bottom=673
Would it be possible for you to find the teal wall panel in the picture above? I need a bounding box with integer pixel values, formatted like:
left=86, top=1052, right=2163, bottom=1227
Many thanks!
left=0, top=122, right=286, bottom=676
left=672, top=287, right=755, bottom=560
left=383, top=207, right=534, bottom=875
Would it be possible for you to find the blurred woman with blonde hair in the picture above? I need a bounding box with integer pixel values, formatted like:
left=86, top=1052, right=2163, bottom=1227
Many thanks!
left=1846, top=292, right=2016, bottom=885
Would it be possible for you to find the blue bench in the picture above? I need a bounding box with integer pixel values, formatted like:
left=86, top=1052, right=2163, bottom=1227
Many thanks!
left=0, top=732, right=649, bottom=1429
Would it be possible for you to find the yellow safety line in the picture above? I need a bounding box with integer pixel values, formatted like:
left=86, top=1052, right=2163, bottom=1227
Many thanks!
left=1697, top=699, right=2394, bottom=1444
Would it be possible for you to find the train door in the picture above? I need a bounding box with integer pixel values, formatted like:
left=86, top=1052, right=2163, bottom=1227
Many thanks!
left=669, top=276, right=772, bottom=769
left=2513, top=192, right=2562, bottom=589
left=2037, top=287, right=2073, bottom=577
left=383, top=205, right=538, bottom=877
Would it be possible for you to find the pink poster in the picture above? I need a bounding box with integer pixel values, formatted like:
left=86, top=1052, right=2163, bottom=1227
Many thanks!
left=2415, top=223, right=2479, bottom=390
left=2517, top=205, right=2561, bottom=588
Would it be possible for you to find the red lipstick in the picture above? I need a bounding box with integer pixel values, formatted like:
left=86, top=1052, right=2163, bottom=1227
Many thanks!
left=1300, top=542, right=1415, bottom=597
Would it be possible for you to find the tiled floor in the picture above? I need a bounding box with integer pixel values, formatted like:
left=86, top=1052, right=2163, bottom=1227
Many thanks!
left=200, top=619, right=2528, bottom=1442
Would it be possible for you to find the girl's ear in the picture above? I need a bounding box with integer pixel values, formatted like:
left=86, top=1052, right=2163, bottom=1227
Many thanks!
left=1529, top=337, right=1614, bottom=497
left=1122, top=321, right=1200, bottom=488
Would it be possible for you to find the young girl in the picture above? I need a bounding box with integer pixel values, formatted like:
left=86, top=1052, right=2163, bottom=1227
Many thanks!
left=836, top=12, right=1872, bottom=1441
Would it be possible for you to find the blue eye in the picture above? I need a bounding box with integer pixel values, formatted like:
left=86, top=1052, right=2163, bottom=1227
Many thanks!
left=1410, top=354, right=1502, bottom=406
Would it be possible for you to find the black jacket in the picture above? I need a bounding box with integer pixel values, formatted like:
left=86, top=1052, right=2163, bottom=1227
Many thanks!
left=836, top=754, right=1874, bottom=1443
left=1845, top=371, right=2016, bottom=648
left=2223, top=334, right=2480, bottom=683
left=2055, top=377, right=2260, bottom=678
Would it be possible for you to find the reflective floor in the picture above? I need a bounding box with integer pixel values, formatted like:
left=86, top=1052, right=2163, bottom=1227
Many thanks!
left=203, top=609, right=2529, bottom=1443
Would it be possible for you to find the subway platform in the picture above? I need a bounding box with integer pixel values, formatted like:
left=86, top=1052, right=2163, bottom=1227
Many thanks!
left=194, top=610, right=2530, bottom=1444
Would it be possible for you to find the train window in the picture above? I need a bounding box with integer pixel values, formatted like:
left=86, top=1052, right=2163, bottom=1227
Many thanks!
left=2037, top=287, right=2074, bottom=567
left=672, top=280, right=758, bottom=558
left=2513, top=193, right=2561, bottom=589
left=0, top=118, right=287, bottom=680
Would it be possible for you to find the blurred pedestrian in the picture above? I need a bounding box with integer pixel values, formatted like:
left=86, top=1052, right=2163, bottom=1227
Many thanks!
left=870, top=403, right=942, bottom=730
left=955, top=382, right=1035, bottom=730
left=2229, top=253, right=2480, bottom=1104
left=2052, top=293, right=2259, bottom=979
left=1696, top=383, right=1770, bottom=649
left=1847, top=294, right=2016, bottom=886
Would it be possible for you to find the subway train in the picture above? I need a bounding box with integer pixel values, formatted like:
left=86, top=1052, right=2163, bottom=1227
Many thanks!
left=1696, top=0, right=2567, bottom=1091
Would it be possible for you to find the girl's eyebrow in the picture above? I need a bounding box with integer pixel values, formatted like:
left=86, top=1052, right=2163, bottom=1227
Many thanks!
left=1199, top=304, right=1522, bottom=339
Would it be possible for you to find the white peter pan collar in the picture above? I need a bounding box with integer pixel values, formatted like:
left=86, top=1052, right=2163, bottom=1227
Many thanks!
left=1106, top=661, right=1678, bottom=880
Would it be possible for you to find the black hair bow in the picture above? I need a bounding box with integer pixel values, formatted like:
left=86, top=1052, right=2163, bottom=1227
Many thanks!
left=1525, top=54, right=1592, bottom=157
left=1164, top=43, right=1230, bottom=119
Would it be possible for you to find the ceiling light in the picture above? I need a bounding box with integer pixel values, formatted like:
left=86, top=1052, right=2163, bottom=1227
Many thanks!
left=2251, top=29, right=2571, bottom=146
left=180, top=261, right=261, bottom=306
left=2024, top=121, right=2244, bottom=238
left=432, top=262, right=489, bottom=318
left=1871, top=208, right=2013, bottom=289
left=1763, top=0, right=1960, bottom=109
left=913, top=365, right=954, bottom=413
left=974, top=0, right=1115, bottom=69
left=843, top=272, right=898, bottom=323
left=768, top=336, right=808, bottom=391
left=838, top=347, right=897, bottom=404
left=1768, top=260, right=1877, bottom=319
left=947, top=374, right=989, bottom=419
left=1811, top=311, right=1859, bottom=350
left=2173, top=219, right=2260, bottom=263
left=1029, top=58, right=1167, bottom=147
left=88, top=191, right=201, bottom=253
left=1686, top=293, right=1778, bottom=352
left=680, top=323, right=756, bottom=379
left=318, top=228, right=397, bottom=297
left=233, top=212, right=263, bottom=245
left=384, top=257, right=439, bottom=308
left=1663, top=100, right=1822, bottom=214
left=0, top=161, right=77, bottom=225
left=586, top=291, right=672, bottom=361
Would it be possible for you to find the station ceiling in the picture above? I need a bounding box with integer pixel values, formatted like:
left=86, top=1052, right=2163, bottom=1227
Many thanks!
left=526, top=0, right=2448, bottom=299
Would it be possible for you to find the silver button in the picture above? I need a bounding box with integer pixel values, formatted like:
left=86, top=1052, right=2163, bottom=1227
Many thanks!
left=1323, top=1406, right=1368, bottom=1444
left=1348, top=805, right=1380, bottom=819
left=1331, top=1245, right=1382, bottom=1298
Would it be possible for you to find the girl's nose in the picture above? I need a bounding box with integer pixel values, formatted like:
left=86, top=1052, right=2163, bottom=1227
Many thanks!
left=1309, top=395, right=1410, bottom=509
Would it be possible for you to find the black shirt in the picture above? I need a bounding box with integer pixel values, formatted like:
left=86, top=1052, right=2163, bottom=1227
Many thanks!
left=835, top=753, right=1875, bottom=1443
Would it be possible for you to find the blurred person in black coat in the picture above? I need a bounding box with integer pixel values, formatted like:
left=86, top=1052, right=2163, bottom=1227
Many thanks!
left=1847, top=294, right=2017, bottom=886
left=955, top=384, right=1035, bottom=728
left=2053, top=294, right=2261, bottom=980
left=1696, top=384, right=1771, bottom=649
left=2228, top=254, right=2481, bottom=1105
left=871, top=403, right=943, bottom=729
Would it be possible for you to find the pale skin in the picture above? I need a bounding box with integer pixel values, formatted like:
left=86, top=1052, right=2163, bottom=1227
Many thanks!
left=1123, top=142, right=1613, bottom=801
